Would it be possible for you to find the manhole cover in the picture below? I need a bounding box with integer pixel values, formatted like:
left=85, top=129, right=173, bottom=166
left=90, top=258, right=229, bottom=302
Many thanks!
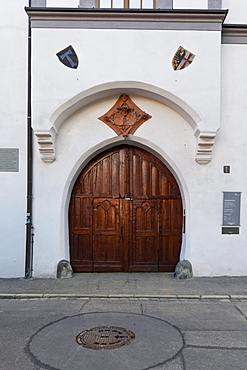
left=76, top=326, right=135, bottom=350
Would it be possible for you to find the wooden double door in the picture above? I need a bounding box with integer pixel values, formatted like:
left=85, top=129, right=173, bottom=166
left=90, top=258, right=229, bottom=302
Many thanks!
left=69, top=146, right=183, bottom=272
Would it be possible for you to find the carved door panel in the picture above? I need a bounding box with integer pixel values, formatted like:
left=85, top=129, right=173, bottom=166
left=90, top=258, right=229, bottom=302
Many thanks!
left=129, top=199, right=159, bottom=271
left=93, top=198, right=123, bottom=271
left=69, top=196, right=93, bottom=271
left=159, top=197, right=183, bottom=271
left=69, top=145, right=183, bottom=272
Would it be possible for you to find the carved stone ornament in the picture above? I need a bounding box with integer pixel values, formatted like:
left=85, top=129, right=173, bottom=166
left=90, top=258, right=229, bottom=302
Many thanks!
left=195, top=131, right=217, bottom=165
left=35, top=130, right=56, bottom=163
left=98, top=95, right=152, bottom=137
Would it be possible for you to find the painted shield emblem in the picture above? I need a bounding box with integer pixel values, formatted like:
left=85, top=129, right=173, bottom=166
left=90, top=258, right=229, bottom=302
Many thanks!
left=172, top=46, right=195, bottom=71
left=56, top=45, right=79, bottom=69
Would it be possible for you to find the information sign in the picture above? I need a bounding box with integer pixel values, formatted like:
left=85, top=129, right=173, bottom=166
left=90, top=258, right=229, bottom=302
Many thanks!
left=222, top=192, right=241, bottom=226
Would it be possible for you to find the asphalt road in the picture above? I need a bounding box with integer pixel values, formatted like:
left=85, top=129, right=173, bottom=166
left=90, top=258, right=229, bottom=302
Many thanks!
left=0, top=298, right=247, bottom=370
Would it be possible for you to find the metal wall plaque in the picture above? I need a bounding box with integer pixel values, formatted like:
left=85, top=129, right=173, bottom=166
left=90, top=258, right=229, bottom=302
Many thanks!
left=222, top=227, right=239, bottom=235
left=222, top=192, right=241, bottom=226
left=223, top=165, right=230, bottom=173
left=0, top=149, right=19, bottom=172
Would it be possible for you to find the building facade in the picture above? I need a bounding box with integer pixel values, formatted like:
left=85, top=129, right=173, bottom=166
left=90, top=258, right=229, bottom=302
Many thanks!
left=1, top=0, right=247, bottom=277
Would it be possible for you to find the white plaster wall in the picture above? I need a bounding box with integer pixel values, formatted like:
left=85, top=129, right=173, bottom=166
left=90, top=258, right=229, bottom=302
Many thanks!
left=32, top=96, right=195, bottom=276
left=40, top=0, right=209, bottom=8
left=32, top=28, right=221, bottom=134
left=0, top=0, right=27, bottom=277
left=32, top=90, right=247, bottom=277
left=1, top=0, right=247, bottom=279
left=223, top=0, right=247, bottom=24
left=32, top=0, right=247, bottom=25
left=173, top=0, right=208, bottom=9
left=214, top=43, right=247, bottom=276
left=30, top=24, right=225, bottom=277
left=29, top=5, right=247, bottom=277
left=47, top=0, right=79, bottom=7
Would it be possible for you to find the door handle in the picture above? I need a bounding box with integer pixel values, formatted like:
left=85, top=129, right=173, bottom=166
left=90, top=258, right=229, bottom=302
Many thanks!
left=120, top=226, right=123, bottom=238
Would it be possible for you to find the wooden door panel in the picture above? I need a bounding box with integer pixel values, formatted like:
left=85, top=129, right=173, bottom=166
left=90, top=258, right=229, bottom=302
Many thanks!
left=131, top=147, right=179, bottom=198
left=69, top=197, right=93, bottom=271
left=132, top=153, right=152, bottom=197
left=129, top=200, right=159, bottom=271
left=159, top=198, right=183, bottom=271
left=160, top=198, right=183, bottom=230
left=77, top=147, right=129, bottom=197
left=112, top=151, right=121, bottom=195
left=93, top=199, right=123, bottom=271
left=159, top=236, right=182, bottom=271
left=69, top=145, right=183, bottom=272
left=70, top=234, right=93, bottom=271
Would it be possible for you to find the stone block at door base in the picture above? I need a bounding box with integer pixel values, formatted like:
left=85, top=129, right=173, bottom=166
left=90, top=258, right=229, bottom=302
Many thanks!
left=174, top=260, right=193, bottom=279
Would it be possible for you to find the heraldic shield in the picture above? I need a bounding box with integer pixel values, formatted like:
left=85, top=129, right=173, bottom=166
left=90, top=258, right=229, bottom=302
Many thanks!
left=56, top=45, right=79, bottom=69
left=98, top=95, right=152, bottom=138
left=172, top=46, right=195, bottom=71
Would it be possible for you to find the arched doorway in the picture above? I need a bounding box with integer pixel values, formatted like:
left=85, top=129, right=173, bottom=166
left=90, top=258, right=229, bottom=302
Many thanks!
left=69, top=145, right=183, bottom=272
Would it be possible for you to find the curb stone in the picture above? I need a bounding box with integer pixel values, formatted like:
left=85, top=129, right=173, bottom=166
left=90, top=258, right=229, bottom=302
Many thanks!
left=201, top=295, right=229, bottom=299
left=1, top=293, right=247, bottom=301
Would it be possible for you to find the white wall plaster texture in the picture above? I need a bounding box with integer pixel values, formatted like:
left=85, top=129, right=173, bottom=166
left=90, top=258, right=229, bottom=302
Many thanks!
left=30, top=31, right=245, bottom=276
left=32, top=28, right=221, bottom=134
left=192, top=43, right=247, bottom=276
left=32, top=97, right=193, bottom=275
left=173, top=0, right=208, bottom=9
left=2, top=0, right=247, bottom=277
left=0, top=0, right=27, bottom=277
left=216, top=43, right=247, bottom=276
left=32, top=100, right=114, bottom=275
left=32, top=80, right=247, bottom=276
left=30, top=24, right=224, bottom=276
left=47, top=0, right=79, bottom=7
left=223, top=0, right=247, bottom=24
left=32, top=89, right=247, bottom=276
left=45, top=0, right=212, bottom=9
left=35, top=0, right=247, bottom=24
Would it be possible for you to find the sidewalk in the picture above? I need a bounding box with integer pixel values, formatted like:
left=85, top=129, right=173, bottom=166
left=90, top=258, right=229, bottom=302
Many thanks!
left=0, top=273, right=247, bottom=301
left=1, top=273, right=247, bottom=369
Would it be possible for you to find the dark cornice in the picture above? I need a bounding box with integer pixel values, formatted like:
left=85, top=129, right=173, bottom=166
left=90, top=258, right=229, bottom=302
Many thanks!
left=25, top=8, right=227, bottom=14
left=25, top=8, right=228, bottom=31
left=222, top=24, right=247, bottom=44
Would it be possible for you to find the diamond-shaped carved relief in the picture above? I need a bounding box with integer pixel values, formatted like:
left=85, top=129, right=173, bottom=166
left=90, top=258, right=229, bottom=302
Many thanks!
left=98, top=95, right=152, bottom=137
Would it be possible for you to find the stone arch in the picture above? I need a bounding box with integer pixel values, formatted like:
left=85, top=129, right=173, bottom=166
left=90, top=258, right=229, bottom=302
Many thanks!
left=50, top=81, right=202, bottom=132
left=60, top=135, right=190, bottom=264
left=35, top=81, right=217, bottom=165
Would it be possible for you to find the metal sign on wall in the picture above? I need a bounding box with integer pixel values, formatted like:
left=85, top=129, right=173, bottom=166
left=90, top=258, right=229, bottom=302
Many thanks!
left=0, top=148, right=19, bottom=172
left=222, top=192, right=241, bottom=234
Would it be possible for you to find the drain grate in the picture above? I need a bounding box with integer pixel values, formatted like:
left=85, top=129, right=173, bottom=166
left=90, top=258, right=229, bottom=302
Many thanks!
left=76, top=326, right=135, bottom=350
